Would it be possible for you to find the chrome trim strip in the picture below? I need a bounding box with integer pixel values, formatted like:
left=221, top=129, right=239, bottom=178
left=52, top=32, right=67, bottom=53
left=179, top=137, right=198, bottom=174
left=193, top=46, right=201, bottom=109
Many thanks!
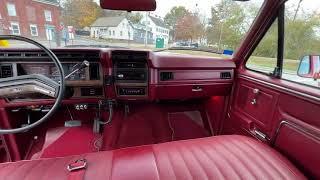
left=272, top=120, right=320, bottom=146
left=239, top=75, right=320, bottom=103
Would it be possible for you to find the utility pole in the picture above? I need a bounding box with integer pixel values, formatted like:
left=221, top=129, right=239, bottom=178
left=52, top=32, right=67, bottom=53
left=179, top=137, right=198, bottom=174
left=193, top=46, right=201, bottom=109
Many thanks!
left=293, top=0, right=303, bottom=21
left=217, top=1, right=226, bottom=53
left=144, top=12, right=149, bottom=48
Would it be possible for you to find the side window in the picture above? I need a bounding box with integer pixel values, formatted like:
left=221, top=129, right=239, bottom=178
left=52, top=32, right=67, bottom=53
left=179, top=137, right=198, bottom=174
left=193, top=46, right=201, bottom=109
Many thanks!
left=246, top=21, right=278, bottom=74
left=247, top=1, right=320, bottom=89
left=282, top=1, right=320, bottom=88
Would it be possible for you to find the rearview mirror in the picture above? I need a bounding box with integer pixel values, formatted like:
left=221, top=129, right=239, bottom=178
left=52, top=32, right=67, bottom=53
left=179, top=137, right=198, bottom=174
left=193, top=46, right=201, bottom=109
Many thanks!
left=100, top=0, right=156, bottom=11
left=297, top=55, right=320, bottom=80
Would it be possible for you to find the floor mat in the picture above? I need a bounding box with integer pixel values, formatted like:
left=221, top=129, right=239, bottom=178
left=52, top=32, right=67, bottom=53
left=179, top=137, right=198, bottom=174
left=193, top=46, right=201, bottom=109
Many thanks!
left=32, top=125, right=99, bottom=159
left=116, top=105, right=172, bottom=149
left=30, top=105, right=210, bottom=159
left=116, top=106, right=209, bottom=148
left=168, top=111, right=210, bottom=141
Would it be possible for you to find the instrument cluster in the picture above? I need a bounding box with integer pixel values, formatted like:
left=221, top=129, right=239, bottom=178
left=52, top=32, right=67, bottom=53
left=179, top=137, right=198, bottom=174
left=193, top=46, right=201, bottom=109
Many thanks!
left=18, top=63, right=86, bottom=82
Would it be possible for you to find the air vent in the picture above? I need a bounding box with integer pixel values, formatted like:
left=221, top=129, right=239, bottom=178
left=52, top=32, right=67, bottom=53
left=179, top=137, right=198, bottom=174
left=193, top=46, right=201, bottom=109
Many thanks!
left=0, top=65, right=13, bottom=78
left=0, top=51, right=100, bottom=62
left=24, top=52, right=40, bottom=57
left=7, top=52, right=22, bottom=57
left=220, top=72, right=232, bottom=79
left=160, top=72, right=174, bottom=81
left=112, top=51, right=148, bottom=62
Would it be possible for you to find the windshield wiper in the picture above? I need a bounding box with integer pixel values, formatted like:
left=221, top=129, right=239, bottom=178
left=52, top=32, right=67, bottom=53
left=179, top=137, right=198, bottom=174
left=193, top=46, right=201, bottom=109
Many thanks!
left=64, top=44, right=126, bottom=48
left=153, top=47, right=221, bottom=54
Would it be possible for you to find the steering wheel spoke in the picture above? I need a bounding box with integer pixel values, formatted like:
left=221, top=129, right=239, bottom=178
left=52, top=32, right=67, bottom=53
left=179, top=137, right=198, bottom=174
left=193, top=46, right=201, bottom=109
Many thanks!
left=0, top=74, right=59, bottom=98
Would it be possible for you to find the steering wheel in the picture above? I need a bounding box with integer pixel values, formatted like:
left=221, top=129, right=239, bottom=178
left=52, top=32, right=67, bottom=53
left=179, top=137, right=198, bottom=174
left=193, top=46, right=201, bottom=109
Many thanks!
left=0, top=35, right=65, bottom=134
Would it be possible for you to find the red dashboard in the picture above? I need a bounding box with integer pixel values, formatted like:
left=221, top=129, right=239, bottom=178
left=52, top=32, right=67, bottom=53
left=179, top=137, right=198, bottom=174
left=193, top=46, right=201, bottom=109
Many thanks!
left=0, top=48, right=236, bottom=106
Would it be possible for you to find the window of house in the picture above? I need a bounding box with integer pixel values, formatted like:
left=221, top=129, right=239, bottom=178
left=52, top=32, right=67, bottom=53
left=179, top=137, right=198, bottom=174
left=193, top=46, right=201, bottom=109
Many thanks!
left=30, top=24, right=38, bottom=36
left=109, top=30, right=111, bottom=36
left=120, top=31, right=123, bottom=36
left=7, top=3, right=17, bottom=16
left=113, top=30, right=115, bottom=36
left=44, top=10, right=52, bottom=22
left=10, top=22, right=20, bottom=35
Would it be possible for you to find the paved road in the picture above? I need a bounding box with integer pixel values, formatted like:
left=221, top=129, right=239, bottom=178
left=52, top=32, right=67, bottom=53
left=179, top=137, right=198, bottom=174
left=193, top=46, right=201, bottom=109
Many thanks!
left=4, top=36, right=155, bottom=49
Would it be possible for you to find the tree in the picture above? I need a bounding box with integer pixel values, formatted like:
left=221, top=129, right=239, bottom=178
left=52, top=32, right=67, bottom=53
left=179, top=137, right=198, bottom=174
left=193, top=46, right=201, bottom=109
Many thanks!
left=284, top=11, right=320, bottom=59
left=127, top=13, right=143, bottom=24
left=164, top=6, right=189, bottom=28
left=103, top=10, right=142, bottom=24
left=206, top=0, right=247, bottom=50
left=62, top=0, right=103, bottom=29
left=253, top=6, right=320, bottom=60
left=175, top=13, right=205, bottom=42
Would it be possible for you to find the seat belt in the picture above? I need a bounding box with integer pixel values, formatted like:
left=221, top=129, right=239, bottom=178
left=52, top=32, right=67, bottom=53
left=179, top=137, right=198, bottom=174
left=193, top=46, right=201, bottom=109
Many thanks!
left=67, top=159, right=87, bottom=180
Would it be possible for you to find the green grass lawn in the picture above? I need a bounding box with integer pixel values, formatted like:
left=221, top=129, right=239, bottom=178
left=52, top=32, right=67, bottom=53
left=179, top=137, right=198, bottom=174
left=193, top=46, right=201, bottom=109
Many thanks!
left=247, top=56, right=299, bottom=72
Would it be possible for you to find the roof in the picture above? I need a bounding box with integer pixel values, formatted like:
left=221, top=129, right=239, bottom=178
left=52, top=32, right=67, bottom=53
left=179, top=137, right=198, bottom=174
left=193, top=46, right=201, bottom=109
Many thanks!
left=32, top=0, right=59, bottom=6
left=90, top=16, right=126, bottom=27
left=44, top=0, right=58, bottom=3
left=132, top=23, right=152, bottom=31
left=148, top=16, right=168, bottom=29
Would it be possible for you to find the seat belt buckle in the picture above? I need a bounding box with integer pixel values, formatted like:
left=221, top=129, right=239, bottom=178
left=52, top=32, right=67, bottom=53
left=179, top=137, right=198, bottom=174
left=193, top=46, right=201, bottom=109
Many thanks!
left=67, top=159, right=87, bottom=172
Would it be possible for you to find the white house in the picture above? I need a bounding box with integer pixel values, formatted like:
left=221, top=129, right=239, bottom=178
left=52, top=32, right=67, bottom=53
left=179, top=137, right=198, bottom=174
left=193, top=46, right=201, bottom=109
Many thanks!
left=141, top=15, right=170, bottom=46
left=90, top=16, right=133, bottom=41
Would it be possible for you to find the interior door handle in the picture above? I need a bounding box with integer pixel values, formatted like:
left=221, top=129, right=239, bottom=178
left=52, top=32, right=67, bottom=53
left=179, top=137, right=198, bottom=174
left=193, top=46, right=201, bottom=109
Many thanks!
left=192, top=87, right=203, bottom=92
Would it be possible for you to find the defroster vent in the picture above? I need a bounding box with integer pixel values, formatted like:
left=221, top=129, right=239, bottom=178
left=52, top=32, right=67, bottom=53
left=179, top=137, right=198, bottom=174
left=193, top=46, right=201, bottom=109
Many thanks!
left=0, top=65, right=13, bottom=78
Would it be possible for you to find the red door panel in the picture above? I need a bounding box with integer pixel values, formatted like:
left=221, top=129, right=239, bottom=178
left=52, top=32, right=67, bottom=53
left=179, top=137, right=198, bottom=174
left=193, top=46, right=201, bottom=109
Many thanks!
left=274, top=121, right=320, bottom=178
left=227, top=70, right=320, bottom=179
left=234, top=79, right=279, bottom=135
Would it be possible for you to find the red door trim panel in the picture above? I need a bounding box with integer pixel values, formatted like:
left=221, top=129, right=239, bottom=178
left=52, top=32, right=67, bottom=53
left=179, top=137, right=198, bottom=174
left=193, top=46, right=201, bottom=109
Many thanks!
left=238, top=73, right=320, bottom=104
left=272, top=120, right=320, bottom=145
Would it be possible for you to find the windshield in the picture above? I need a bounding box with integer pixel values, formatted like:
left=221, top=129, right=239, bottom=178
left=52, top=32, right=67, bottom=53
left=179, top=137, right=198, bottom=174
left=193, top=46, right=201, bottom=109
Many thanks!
left=0, top=0, right=264, bottom=57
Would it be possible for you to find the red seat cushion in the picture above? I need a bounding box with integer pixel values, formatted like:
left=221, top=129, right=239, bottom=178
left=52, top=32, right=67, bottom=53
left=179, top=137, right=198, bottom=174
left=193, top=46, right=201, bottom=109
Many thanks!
left=0, top=135, right=306, bottom=180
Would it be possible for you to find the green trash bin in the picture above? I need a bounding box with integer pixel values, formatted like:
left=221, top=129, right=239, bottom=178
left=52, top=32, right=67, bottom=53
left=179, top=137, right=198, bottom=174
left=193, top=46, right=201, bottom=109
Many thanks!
left=156, top=38, right=164, bottom=48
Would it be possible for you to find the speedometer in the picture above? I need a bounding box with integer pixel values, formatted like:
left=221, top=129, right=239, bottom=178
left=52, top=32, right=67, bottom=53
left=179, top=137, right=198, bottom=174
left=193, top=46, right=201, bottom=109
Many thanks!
left=19, top=63, right=87, bottom=81
left=20, top=64, right=50, bottom=76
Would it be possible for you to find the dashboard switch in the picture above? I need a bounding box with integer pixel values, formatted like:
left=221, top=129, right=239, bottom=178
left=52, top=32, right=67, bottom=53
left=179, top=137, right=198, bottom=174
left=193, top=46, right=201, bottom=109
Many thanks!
left=74, top=104, right=88, bottom=110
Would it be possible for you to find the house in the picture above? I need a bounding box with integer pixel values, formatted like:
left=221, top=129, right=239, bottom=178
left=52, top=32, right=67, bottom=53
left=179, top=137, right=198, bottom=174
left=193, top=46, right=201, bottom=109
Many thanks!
left=0, top=0, right=60, bottom=40
left=90, top=16, right=133, bottom=41
left=140, top=15, right=170, bottom=46
left=132, top=23, right=153, bottom=44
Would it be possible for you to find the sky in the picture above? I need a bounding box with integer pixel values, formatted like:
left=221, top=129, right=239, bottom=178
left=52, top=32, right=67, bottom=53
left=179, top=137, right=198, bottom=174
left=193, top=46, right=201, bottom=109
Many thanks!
left=153, top=0, right=320, bottom=18
left=94, top=0, right=320, bottom=18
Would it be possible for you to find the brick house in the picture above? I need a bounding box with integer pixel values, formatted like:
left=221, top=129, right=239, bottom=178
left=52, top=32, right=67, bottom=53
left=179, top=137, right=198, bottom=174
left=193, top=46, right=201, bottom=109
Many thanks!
left=0, top=0, right=60, bottom=40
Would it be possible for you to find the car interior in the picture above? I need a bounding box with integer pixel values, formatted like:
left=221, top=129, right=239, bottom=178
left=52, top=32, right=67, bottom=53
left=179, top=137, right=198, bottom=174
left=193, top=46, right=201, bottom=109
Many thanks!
left=0, top=0, right=319, bottom=179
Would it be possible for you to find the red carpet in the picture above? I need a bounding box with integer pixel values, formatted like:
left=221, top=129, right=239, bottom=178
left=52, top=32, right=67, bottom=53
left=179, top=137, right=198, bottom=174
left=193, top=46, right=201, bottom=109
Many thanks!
left=30, top=105, right=210, bottom=159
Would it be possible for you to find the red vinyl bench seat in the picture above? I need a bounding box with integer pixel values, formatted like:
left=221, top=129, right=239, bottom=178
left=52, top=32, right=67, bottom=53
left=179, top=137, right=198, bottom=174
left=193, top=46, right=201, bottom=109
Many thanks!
left=0, top=135, right=305, bottom=180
